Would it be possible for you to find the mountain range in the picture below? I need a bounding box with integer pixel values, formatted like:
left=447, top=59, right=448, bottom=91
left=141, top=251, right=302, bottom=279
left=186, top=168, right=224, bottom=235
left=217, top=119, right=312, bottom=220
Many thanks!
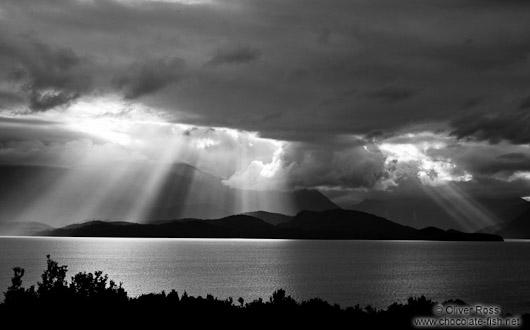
left=0, top=163, right=338, bottom=227
left=37, top=209, right=502, bottom=241
left=479, top=207, right=530, bottom=239
left=352, top=196, right=529, bottom=231
left=0, top=163, right=528, bottom=239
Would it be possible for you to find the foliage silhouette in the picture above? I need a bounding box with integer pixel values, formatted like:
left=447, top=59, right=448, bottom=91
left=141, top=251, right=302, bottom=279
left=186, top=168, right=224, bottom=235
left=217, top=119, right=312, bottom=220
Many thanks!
left=0, top=255, right=528, bottom=328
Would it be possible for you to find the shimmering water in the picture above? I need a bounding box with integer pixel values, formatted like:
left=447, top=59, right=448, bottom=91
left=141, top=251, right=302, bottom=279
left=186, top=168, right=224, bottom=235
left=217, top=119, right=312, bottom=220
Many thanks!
left=1, top=237, right=529, bottom=313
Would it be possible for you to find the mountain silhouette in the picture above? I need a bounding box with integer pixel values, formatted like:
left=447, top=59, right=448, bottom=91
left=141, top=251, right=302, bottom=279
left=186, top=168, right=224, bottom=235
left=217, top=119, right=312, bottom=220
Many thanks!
left=479, top=205, right=530, bottom=238
left=353, top=196, right=529, bottom=231
left=41, top=215, right=278, bottom=238
left=283, top=209, right=418, bottom=238
left=39, top=209, right=503, bottom=241
left=281, top=209, right=502, bottom=241
left=204, top=215, right=277, bottom=234
left=0, top=164, right=339, bottom=229
left=0, top=221, right=54, bottom=236
left=241, top=211, right=293, bottom=225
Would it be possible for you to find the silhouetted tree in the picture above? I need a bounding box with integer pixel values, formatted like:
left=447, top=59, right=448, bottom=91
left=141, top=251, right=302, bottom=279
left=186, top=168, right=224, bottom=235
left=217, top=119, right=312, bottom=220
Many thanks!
left=270, top=288, right=297, bottom=308
left=37, top=254, right=69, bottom=300
left=2, top=255, right=524, bottom=329
left=3, top=267, right=36, bottom=306
left=69, top=270, right=127, bottom=305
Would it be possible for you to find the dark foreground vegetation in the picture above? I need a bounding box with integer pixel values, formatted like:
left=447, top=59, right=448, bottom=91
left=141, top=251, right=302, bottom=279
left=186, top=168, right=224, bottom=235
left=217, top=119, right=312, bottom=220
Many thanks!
left=1, top=256, right=526, bottom=328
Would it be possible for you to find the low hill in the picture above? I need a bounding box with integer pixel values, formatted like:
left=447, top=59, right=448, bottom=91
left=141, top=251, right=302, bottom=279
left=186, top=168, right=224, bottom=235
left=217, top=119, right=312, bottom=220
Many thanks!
left=241, top=211, right=293, bottom=225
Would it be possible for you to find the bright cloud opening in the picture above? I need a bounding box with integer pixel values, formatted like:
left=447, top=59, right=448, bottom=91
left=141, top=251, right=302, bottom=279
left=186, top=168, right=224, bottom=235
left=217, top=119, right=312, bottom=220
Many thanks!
left=223, top=141, right=286, bottom=191
left=378, top=135, right=473, bottom=187
left=507, top=171, right=530, bottom=182
left=0, top=95, right=289, bottom=187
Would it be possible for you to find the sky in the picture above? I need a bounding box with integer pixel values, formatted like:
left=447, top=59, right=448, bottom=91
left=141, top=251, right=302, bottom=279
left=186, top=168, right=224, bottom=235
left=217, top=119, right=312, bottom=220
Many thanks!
left=1, top=0, right=530, bottom=209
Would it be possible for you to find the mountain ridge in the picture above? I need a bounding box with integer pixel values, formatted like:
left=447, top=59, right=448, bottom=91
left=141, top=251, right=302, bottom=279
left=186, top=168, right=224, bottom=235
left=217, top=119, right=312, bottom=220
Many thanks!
left=241, top=211, right=293, bottom=225
left=0, top=163, right=339, bottom=227
left=36, top=209, right=503, bottom=241
left=479, top=205, right=530, bottom=238
left=352, top=196, right=529, bottom=231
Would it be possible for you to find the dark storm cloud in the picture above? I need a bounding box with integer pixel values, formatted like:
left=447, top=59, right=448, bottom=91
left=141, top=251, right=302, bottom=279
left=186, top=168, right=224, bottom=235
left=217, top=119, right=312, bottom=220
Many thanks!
left=461, top=97, right=484, bottom=109
left=450, top=109, right=530, bottom=144
left=205, top=44, right=261, bottom=67
left=280, top=141, right=386, bottom=190
left=364, top=86, right=417, bottom=102
left=519, top=96, right=530, bottom=109
left=28, top=91, right=82, bottom=112
left=462, top=151, right=530, bottom=177
left=486, top=153, right=530, bottom=175
left=456, top=0, right=530, bottom=8
left=114, top=57, right=186, bottom=99
left=2, top=0, right=530, bottom=140
left=0, top=35, right=91, bottom=111
left=317, top=27, right=331, bottom=44
left=0, top=0, right=530, bottom=199
left=0, top=90, right=25, bottom=109
left=497, top=153, right=529, bottom=162
left=420, top=138, right=530, bottom=182
left=423, top=37, right=530, bottom=72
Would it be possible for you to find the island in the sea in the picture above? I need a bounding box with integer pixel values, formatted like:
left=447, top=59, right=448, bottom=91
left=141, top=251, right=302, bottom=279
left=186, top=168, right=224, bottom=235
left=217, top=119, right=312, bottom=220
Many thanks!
left=30, top=209, right=503, bottom=241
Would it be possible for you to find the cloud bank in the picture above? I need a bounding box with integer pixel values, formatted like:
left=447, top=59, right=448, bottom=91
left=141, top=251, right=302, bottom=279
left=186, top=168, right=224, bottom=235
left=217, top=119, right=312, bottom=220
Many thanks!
left=0, top=0, right=529, bottom=205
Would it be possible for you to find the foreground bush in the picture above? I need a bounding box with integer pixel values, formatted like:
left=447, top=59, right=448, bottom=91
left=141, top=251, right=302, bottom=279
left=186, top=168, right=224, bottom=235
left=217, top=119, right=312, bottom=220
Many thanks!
left=1, top=255, right=528, bottom=328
